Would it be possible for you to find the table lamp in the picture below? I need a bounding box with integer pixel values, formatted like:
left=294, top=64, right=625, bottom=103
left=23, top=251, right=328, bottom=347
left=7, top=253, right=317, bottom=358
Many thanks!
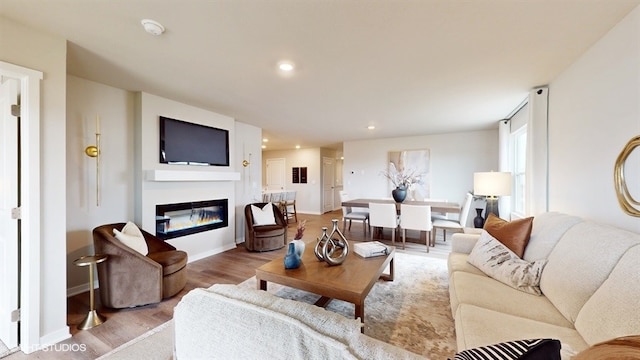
left=473, top=171, right=512, bottom=218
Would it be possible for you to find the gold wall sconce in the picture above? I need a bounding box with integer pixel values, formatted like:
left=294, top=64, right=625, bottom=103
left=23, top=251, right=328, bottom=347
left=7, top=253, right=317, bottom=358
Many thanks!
left=614, top=135, right=640, bottom=217
left=85, top=115, right=101, bottom=206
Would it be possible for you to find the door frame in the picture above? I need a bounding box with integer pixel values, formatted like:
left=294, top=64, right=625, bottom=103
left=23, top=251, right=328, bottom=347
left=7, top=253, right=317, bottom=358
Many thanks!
left=1, top=61, right=43, bottom=353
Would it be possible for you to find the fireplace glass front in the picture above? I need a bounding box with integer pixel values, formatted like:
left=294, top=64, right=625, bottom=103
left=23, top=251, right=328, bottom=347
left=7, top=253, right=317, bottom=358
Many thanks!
left=156, top=199, right=228, bottom=240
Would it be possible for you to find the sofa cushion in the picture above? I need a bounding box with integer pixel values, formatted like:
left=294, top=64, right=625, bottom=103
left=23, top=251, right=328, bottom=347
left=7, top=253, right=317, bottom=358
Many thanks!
left=175, top=287, right=360, bottom=359
left=449, top=271, right=573, bottom=328
left=467, top=231, right=546, bottom=295
left=453, top=338, right=561, bottom=360
left=540, top=222, right=640, bottom=324
left=483, top=214, right=533, bottom=258
left=523, top=212, right=582, bottom=262
left=447, top=252, right=487, bottom=277
left=113, top=221, right=148, bottom=255
left=574, top=244, right=640, bottom=345
left=454, top=304, right=589, bottom=356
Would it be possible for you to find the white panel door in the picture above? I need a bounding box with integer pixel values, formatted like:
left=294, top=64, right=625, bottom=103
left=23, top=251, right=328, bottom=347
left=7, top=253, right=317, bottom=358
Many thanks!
left=266, top=158, right=285, bottom=191
left=322, top=157, right=335, bottom=213
left=0, top=78, right=19, bottom=349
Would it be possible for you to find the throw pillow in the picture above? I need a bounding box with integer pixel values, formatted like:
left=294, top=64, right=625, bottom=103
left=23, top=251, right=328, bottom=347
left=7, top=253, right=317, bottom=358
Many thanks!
left=467, top=231, right=546, bottom=295
left=113, top=221, right=148, bottom=255
left=483, top=213, right=534, bottom=258
left=452, top=338, right=561, bottom=360
left=572, top=335, right=640, bottom=359
left=251, top=203, right=276, bottom=225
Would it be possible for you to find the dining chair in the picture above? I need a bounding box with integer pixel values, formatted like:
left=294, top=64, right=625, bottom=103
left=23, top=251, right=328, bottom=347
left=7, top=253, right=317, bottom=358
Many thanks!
left=368, top=202, right=399, bottom=246
left=339, top=191, right=369, bottom=235
left=283, top=190, right=298, bottom=224
left=425, top=198, right=448, bottom=222
left=432, top=192, right=473, bottom=245
left=400, top=204, right=433, bottom=252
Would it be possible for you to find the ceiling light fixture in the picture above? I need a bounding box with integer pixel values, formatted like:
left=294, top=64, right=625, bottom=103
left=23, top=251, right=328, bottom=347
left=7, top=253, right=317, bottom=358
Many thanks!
left=141, top=19, right=165, bottom=36
left=295, top=145, right=300, bottom=149
left=262, top=138, right=269, bottom=142
left=367, top=125, right=376, bottom=130
left=278, top=61, right=294, bottom=72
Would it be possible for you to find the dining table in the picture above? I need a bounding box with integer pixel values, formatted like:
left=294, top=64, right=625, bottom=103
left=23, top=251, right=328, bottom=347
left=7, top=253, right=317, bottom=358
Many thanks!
left=341, top=198, right=460, bottom=215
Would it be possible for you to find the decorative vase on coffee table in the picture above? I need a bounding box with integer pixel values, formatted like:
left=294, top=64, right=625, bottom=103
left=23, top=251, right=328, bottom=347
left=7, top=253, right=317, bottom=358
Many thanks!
left=290, top=239, right=306, bottom=257
left=284, top=243, right=301, bottom=269
left=391, top=186, right=407, bottom=203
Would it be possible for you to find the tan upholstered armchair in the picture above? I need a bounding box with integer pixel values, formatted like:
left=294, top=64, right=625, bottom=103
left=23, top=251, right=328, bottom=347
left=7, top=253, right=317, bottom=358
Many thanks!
left=244, top=203, right=287, bottom=252
left=92, top=223, right=188, bottom=308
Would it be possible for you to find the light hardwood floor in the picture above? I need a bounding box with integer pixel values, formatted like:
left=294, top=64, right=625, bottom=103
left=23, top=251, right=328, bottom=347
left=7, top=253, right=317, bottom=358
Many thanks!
left=6, top=210, right=453, bottom=359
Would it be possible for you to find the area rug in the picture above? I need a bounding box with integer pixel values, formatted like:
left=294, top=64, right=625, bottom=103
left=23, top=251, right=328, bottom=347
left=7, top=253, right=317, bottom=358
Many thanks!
left=100, top=251, right=456, bottom=360
left=240, top=251, right=456, bottom=359
left=97, top=320, right=174, bottom=360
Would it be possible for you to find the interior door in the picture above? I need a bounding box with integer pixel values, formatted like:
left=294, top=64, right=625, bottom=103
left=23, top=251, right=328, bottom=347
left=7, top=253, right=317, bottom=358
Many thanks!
left=322, top=157, right=335, bottom=213
left=0, top=78, right=20, bottom=349
left=265, top=158, right=285, bottom=191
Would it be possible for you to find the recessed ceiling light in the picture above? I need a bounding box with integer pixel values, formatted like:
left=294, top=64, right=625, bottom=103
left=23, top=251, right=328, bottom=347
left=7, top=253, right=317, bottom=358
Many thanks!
left=141, top=19, right=165, bottom=36
left=262, top=138, right=269, bottom=142
left=367, top=125, right=376, bottom=130
left=261, top=145, right=266, bottom=149
left=278, top=61, right=295, bottom=72
left=295, top=145, right=300, bottom=149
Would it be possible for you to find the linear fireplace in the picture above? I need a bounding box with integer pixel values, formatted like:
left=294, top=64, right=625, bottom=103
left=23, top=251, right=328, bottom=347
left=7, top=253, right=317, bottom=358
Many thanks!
left=156, top=199, right=228, bottom=240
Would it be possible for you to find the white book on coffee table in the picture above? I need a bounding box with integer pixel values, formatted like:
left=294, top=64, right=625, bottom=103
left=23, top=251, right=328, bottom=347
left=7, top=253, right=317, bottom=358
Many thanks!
left=354, top=241, right=390, bottom=258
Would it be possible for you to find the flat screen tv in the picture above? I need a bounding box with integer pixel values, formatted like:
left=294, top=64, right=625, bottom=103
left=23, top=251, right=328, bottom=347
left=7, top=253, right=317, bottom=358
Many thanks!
left=159, top=116, right=229, bottom=166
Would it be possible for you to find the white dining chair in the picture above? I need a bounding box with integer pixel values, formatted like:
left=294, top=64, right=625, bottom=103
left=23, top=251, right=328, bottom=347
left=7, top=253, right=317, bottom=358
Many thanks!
left=368, top=202, right=399, bottom=246
left=432, top=192, right=473, bottom=245
left=339, top=191, right=369, bottom=235
left=400, top=204, right=433, bottom=252
left=425, top=198, right=448, bottom=222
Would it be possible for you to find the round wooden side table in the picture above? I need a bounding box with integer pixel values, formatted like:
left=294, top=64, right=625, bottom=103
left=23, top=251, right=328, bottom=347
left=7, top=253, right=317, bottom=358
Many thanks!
left=74, top=254, right=108, bottom=330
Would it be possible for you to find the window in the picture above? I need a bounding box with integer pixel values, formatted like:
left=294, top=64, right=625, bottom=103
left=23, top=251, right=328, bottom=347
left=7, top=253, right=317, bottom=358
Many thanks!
left=511, top=126, right=527, bottom=215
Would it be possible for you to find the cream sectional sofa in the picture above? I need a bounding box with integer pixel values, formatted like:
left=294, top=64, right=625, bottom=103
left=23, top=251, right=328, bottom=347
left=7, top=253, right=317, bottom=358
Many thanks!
left=174, top=284, right=424, bottom=359
left=448, top=212, right=640, bottom=357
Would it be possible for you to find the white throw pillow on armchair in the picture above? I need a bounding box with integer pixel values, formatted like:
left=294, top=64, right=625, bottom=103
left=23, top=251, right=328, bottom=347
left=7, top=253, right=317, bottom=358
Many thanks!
left=113, top=221, right=149, bottom=255
left=251, top=203, right=277, bottom=225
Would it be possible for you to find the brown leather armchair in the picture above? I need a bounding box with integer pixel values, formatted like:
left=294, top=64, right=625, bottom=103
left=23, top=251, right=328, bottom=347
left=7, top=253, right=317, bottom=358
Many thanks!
left=92, top=223, right=188, bottom=308
left=244, top=203, right=287, bottom=252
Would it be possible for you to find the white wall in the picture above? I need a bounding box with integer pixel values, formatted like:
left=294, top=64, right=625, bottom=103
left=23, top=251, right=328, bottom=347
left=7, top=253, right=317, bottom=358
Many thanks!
left=135, top=92, right=238, bottom=261
left=262, top=148, right=324, bottom=214
left=66, top=76, right=136, bottom=293
left=0, top=16, right=70, bottom=346
left=343, top=130, right=497, bottom=226
left=548, top=5, right=640, bottom=233
left=234, top=122, right=263, bottom=243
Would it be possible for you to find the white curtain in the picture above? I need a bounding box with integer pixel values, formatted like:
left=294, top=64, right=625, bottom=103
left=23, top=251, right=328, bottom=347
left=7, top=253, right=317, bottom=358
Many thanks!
left=525, top=87, right=549, bottom=215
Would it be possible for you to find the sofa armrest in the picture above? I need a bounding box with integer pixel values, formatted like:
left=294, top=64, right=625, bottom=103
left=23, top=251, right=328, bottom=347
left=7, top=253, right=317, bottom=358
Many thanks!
left=451, top=233, right=480, bottom=254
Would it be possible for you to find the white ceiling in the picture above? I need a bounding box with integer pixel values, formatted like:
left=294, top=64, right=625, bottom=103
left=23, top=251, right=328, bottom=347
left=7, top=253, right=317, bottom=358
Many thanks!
left=2, top=0, right=639, bottom=150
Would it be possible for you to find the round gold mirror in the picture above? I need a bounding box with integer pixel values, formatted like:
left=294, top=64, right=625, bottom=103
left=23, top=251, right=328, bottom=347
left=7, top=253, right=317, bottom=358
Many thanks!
left=614, top=135, right=640, bottom=217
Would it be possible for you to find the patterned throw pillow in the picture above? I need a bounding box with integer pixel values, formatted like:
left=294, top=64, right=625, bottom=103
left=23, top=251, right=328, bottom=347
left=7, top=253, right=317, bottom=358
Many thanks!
left=483, top=214, right=534, bottom=258
left=453, top=338, right=561, bottom=360
left=467, top=231, right=546, bottom=295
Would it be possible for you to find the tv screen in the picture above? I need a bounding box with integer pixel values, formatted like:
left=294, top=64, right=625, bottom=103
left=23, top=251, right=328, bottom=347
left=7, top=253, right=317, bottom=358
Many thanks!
left=159, top=116, right=229, bottom=166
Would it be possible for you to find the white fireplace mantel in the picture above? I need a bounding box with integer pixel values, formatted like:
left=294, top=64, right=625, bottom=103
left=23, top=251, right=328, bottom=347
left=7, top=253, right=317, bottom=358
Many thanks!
left=145, top=170, right=241, bottom=182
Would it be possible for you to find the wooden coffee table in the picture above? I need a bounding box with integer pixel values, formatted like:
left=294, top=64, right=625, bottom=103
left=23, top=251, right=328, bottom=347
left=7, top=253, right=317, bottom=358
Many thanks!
left=256, top=241, right=395, bottom=327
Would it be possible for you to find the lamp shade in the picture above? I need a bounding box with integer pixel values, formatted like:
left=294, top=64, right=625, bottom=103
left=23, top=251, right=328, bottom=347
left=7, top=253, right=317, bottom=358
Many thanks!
left=473, top=172, right=512, bottom=197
